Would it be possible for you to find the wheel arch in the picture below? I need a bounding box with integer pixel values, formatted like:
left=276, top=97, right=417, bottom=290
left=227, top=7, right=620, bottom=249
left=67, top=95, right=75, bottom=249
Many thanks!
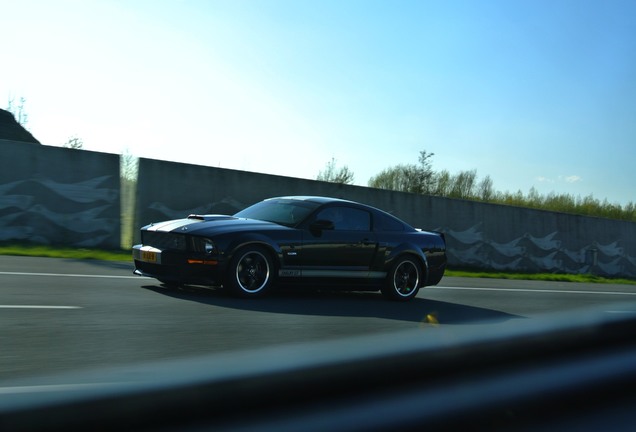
left=385, top=244, right=429, bottom=287
left=225, top=234, right=282, bottom=270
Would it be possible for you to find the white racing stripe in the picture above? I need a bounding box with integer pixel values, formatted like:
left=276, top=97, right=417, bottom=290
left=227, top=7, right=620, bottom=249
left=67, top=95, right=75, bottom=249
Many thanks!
left=0, top=271, right=141, bottom=279
left=433, top=286, right=636, bottom=296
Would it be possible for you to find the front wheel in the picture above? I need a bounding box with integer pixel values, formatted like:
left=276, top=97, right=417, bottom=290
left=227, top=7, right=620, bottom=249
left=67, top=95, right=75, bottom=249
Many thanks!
left=225, top=246, right=275, bottom=298
left=381, top=257, right=422, bottom=301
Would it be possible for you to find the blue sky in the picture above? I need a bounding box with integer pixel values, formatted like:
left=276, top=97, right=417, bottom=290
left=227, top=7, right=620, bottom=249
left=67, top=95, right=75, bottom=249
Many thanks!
left=2, top=0, right=634, bottom=205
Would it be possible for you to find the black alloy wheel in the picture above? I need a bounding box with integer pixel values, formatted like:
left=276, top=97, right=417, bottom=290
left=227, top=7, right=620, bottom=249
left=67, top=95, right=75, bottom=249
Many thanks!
left=382, top=256, right=421, bottom=301
left=226, top=246, right=275, bottom=297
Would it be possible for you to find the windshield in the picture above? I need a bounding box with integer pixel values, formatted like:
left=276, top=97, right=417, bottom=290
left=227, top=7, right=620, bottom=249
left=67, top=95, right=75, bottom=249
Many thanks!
left=233, top=198, right=320, bottom=226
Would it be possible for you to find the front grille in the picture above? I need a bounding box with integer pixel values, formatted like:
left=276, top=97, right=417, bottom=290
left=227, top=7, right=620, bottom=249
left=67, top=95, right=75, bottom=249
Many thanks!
left=142, top=231, right=187, bottom=251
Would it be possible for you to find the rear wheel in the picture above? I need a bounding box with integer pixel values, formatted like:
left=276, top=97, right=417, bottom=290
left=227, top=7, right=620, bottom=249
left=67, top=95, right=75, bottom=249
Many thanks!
left=381, top=256, right=421, bottom=301
left=225, top=246, right=275, bottom=298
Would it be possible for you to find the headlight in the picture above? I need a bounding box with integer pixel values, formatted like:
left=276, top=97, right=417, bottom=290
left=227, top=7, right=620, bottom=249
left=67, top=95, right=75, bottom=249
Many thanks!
left=193, top=237, right=217, bottom=254
left=204, top=239, right=215, bottom=254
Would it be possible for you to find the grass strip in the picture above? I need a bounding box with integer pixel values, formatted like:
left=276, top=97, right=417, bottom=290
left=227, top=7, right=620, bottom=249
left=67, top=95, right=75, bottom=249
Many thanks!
left=445, top=269, right=636, bottom=285
left=0, top=244, right=131, bottom=262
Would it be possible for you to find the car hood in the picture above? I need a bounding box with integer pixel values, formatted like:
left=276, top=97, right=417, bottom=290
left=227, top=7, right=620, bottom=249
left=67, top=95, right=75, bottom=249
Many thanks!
left=143, top=214, right=287, bottom=235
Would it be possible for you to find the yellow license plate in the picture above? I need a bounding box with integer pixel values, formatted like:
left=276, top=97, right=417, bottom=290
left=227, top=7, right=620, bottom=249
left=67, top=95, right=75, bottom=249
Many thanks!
left=141, top=251, right=157, bottom=263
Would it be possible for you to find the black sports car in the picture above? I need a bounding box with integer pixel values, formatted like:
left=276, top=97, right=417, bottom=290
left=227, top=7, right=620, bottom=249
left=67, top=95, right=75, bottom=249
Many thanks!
left=133, top=196, right=446, bottom=301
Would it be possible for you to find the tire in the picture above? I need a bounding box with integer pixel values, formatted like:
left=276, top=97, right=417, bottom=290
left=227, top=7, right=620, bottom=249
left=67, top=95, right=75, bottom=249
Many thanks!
left=225, top=246, right=275, bottom=298
left=381, top=256, right=422, bottom=301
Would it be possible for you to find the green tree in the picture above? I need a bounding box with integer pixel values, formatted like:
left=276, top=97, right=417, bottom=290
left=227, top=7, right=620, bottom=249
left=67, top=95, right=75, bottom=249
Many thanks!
left=431, top=169, right=451, bottom=196
left=448, top=169, right=477, bottom=199
left=368, top=149, right=636, bottom=222
left=368, top=164, right=423, bottom=193
left=368, top=150, right=436, bottom=194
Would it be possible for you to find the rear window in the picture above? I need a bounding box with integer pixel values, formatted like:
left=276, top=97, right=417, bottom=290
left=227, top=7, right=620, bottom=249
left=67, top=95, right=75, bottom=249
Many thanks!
left=374, top=212, right=406, bottom=232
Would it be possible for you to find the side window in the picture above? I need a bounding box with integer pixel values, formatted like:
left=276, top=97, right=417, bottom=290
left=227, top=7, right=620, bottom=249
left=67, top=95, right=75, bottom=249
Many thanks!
left=315, top=207, right=371, bottom=231
left=374, top=212, right=405, bottom=232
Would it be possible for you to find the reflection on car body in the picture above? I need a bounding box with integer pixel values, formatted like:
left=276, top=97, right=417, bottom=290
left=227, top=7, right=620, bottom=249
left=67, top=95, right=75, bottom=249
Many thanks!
left=133, top=196, right=446, bottom=301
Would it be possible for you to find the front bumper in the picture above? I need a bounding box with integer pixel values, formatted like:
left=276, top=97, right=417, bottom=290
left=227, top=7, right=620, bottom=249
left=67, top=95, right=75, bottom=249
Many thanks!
left=132, top=244, right=225, bottom=286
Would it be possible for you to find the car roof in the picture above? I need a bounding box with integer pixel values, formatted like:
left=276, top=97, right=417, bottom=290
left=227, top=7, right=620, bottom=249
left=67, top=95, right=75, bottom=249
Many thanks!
left=266, top=196, right=414, bottom=228
left=268, top=196, right=354, bottom=205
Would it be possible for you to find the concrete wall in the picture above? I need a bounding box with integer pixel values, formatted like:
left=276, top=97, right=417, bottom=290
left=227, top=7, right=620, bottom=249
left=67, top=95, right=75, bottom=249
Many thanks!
left=0, top=139, right=120, bottom=248
left=135, top=158, right=636, bottom=278
left=1, top=140, right=633, bottom=278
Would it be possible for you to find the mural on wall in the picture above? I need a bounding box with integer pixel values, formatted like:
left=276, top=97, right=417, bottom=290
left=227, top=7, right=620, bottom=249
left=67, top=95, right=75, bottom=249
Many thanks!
left=0, top=175, right=118, bottom=248
left=144, top=197, right=246, bottom=223
left=440, top=223, right=635, bottom=277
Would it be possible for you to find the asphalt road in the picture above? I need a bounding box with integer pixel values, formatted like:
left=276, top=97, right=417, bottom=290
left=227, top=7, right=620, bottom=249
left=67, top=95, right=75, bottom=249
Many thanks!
left=2, top=255, right=636, bottom=381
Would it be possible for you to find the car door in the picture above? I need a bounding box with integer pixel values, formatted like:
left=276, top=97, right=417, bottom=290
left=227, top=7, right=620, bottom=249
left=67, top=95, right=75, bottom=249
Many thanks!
left=300, top=205, right=378, bottom=277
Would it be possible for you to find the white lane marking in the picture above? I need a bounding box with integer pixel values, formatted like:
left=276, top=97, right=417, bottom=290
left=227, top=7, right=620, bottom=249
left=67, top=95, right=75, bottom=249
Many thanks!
left=0, top=382, right=122, bottom=394
left=0, top=305, right=82, bottom=309
left=0, top=271, right=141, bottom=279
left=433, top=286, right=636, bottom=296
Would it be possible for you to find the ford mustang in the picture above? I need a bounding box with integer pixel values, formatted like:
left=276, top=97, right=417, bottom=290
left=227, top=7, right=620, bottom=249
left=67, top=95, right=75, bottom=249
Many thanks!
left=132, top=196, right=446, bottom=301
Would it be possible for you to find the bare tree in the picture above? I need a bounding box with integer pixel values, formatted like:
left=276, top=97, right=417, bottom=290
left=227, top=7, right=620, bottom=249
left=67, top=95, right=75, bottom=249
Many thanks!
left=120, top=148, right=139, bottom=248
left=120, top=148, right=139, bottom=181
left=417, top=150, right=436, bottom=193
left=6, top=96, right=28, bottom=126
left=317, top=158, right=355, bottom=184
left=477, top=175, right=494, bottom=201
left=63, top=136, right=84, bottom=149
